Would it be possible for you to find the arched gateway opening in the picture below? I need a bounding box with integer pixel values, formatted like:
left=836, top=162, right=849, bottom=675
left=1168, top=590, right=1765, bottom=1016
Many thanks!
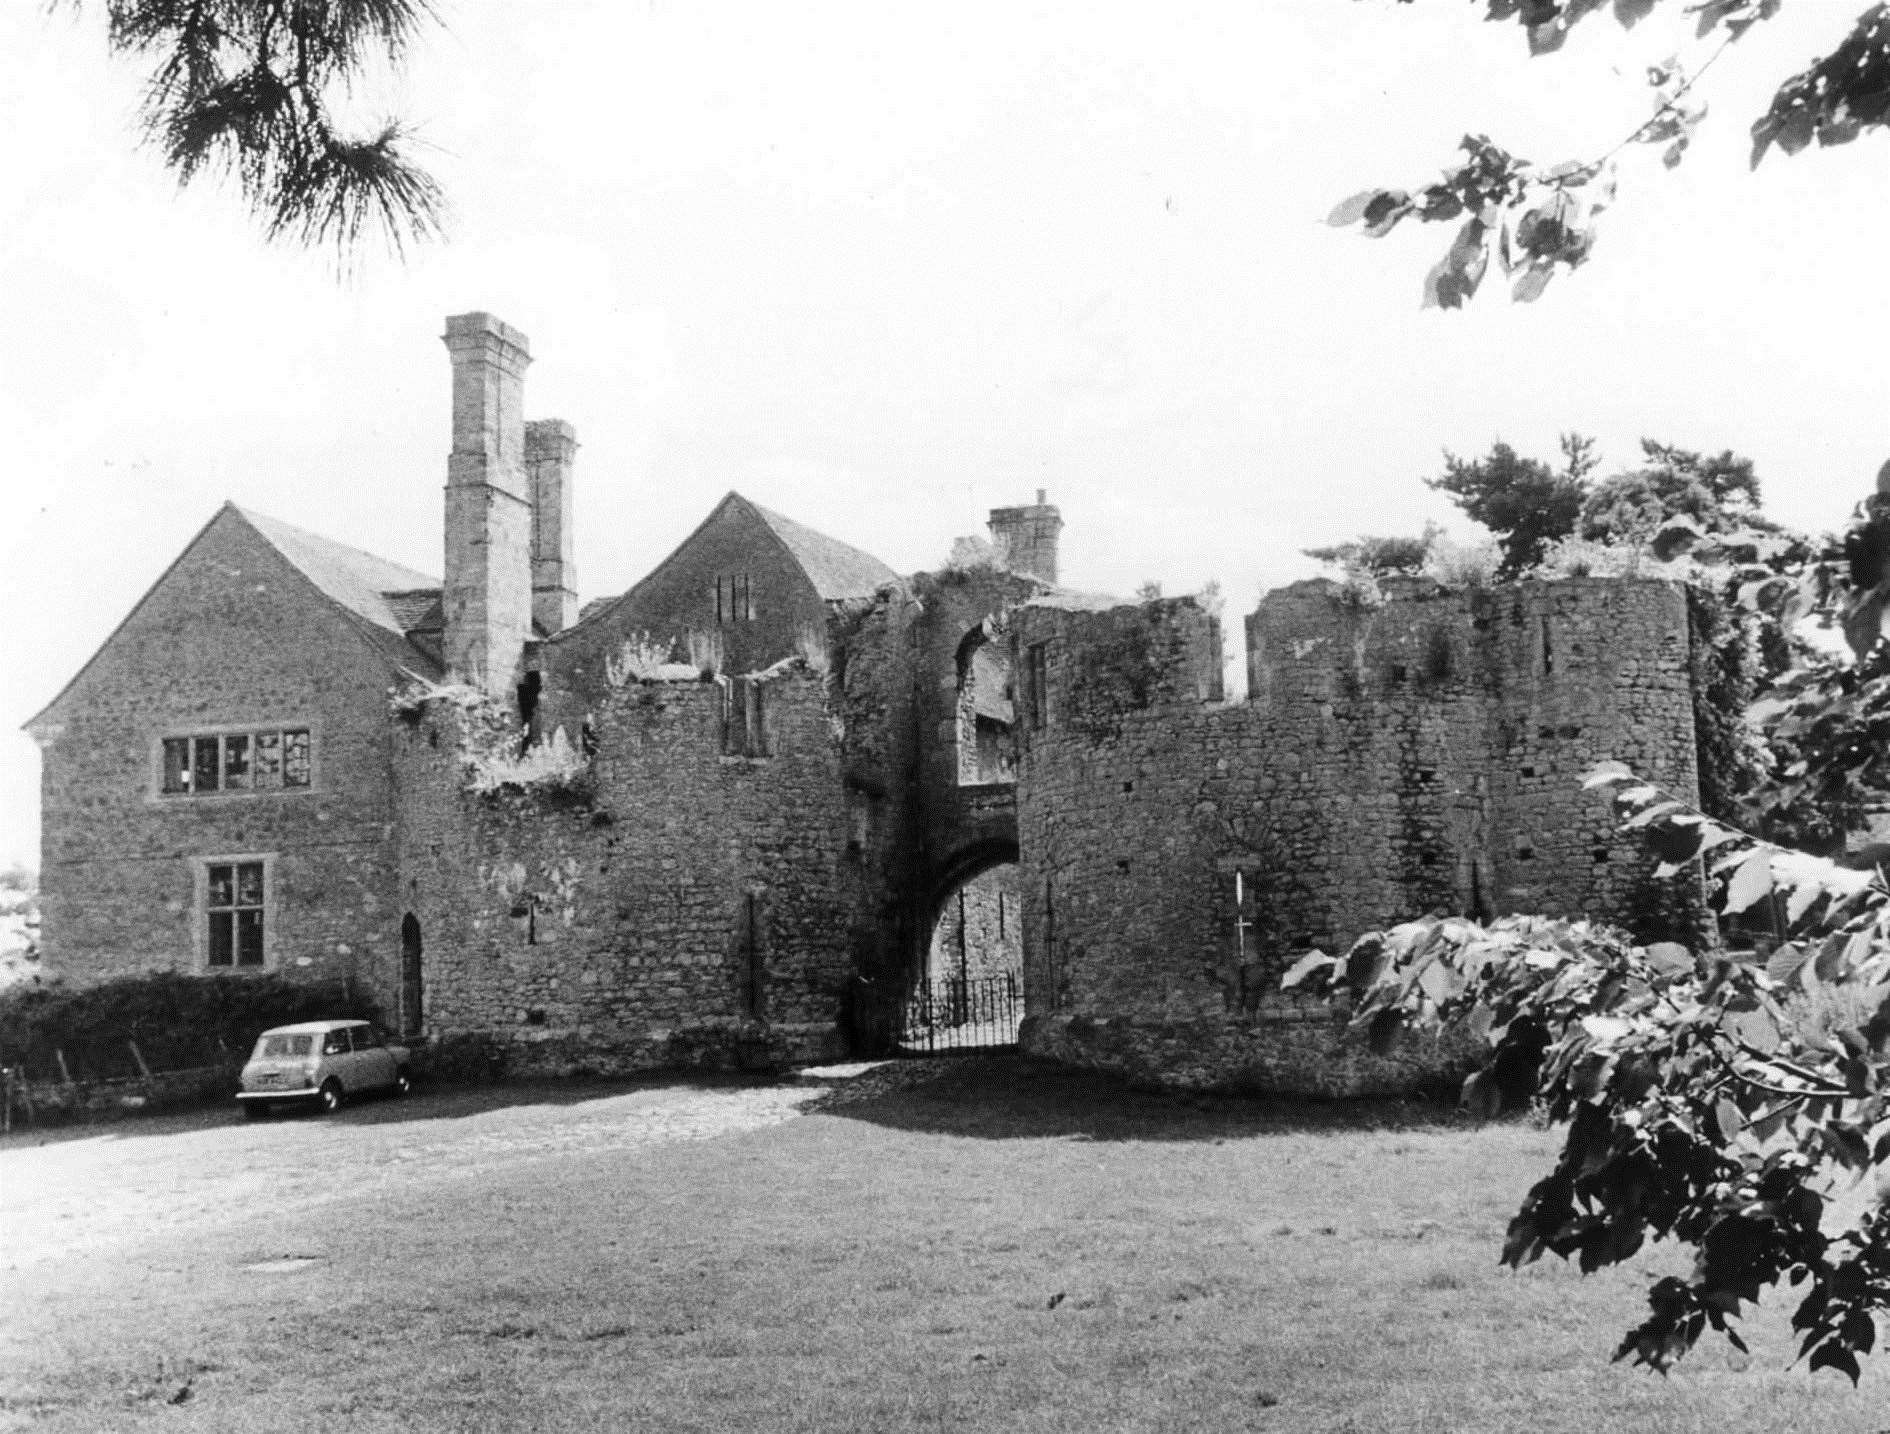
left=906, top=844, right=1022, bottom=1052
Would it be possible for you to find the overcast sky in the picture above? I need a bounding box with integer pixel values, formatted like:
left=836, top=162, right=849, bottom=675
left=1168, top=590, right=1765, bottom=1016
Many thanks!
left=2, top=0, right=1885, bottom=871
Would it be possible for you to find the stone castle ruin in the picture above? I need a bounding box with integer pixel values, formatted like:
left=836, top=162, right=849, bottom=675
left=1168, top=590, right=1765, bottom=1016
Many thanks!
left=28, top=313, right=1705, bottom=1094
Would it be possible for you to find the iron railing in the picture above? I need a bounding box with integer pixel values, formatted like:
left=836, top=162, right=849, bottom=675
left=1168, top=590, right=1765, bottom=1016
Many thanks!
left=850, top=972, right=1021, bottom=1056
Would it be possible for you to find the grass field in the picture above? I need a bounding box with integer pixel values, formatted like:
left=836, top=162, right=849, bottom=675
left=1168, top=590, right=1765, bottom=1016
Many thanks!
left=3, top=1057, right=1887, bottom=1432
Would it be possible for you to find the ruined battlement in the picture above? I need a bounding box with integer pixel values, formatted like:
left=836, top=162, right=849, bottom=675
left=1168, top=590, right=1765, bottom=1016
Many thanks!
left=1011, top=573, right=1704, bottom=1093
left=32, top=304, right=1732, bottom=1097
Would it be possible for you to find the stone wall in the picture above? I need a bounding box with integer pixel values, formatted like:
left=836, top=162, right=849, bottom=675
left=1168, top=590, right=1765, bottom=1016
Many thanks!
left=32, top=510, right=405, bottom=1007
left=826, top=565, right=1040, bottom=987
left=393, top=662, right=861, bottom=1073
left=1011, top=577, right=1702, bottom=1093
left=544, top=499, right=837, bottom=728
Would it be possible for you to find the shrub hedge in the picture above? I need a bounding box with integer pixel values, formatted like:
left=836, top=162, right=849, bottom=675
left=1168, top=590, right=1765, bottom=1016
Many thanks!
left=0, top=972, right=381, bottom=1081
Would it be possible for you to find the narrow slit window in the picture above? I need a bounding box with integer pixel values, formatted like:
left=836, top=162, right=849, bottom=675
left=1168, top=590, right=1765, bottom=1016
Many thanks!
left=1024, top=644, right=1049, bottom=731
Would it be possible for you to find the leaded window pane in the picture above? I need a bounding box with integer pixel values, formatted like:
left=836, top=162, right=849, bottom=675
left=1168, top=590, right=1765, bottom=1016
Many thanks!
left=235, top=862, right=264, bottom=907
left=253, top=731, right=282, bottom=788
left=193, top=736, right=221, bottom=792
left=282, top=730, right=310, bottom=788
left=223, top=733, right=251, bottom=790
left=162, top=739, right=191, bottom=794
left=207, top=864, right=234, bottom=908
left=236, top=909, right=265, bottom=966
left=207, top=911, right=234, bottom=966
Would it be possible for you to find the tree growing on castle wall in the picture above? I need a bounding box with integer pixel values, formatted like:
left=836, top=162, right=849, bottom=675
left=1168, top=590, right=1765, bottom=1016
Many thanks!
left=1285, top=486, right=1890, bottom=1377
left=59, top=0, right=443, bottom=255
left=1329, top=2, right=1890, bottom=305
left=1425, top=434, right=1598, bottom=575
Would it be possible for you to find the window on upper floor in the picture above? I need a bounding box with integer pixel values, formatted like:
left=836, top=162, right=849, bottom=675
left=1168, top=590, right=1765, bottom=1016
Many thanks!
left=714, top=574, right=755, bottom=625
left=202, top=857, right=269, bottom=969
left=1023, top=643, right=1049, bottom=731
left=161, top=728, right=311, bottom=796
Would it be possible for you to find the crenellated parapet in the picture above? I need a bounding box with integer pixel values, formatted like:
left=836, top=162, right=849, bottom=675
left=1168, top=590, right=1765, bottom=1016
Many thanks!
left=1011, top=575, right=1706, bottom=1094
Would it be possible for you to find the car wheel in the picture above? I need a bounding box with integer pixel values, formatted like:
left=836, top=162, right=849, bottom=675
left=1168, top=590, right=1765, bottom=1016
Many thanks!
left=243, top=1101, right=271, bottom=1120
left=394, top=1068, right=412, bottom=1096
left=317, top=1079, right=345, bottom=1114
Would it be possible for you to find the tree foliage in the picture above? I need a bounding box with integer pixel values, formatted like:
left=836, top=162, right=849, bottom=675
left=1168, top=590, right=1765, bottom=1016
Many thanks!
left=1581, top=441, right=1768, bottom=545
left=1286, top=770, right=1890, bottom=1378
left=1425, top=433, right=1598, bottom=575
left=1283, top=485, right=1890, bottom=1374
left=67, top=0, right=443, bottom=255
left=1331, top=1, right=1890, bottom=304
left=1425, top=434, right=1777, bottom=577
left=1303, top=525, right=1442, bottom=576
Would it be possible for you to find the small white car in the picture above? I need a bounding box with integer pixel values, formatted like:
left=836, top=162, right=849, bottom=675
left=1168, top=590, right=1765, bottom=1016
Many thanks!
left=237, top=1019, right=411, bottom=1118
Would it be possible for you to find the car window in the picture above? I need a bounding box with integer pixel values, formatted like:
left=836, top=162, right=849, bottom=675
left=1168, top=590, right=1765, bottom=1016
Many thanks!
left=353, top=1027, right=383, bottom=1050
left=260, top=1034, right=313, bottom=1058
left=322, top=1031, right=349, bottom=1056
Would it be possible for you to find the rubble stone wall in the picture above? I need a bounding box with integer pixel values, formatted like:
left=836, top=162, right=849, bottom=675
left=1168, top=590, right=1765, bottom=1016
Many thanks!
left=393, top=665, right=860, bottom=1074
left=1012, top=577, right=1701, bottom=1093
left=33, top=513, right=404, bottom=1006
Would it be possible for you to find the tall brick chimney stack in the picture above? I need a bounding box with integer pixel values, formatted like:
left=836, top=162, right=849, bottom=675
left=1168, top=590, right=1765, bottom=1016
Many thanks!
left=526, top=419, right=578, bottom=635
left=987, top=489, right=1063, bottom=586
left=442, top=312, right=533, bottom=695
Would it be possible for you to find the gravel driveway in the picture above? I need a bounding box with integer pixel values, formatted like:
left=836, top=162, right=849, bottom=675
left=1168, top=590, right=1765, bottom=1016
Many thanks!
left=0, top=1062, right=943, bottom=1275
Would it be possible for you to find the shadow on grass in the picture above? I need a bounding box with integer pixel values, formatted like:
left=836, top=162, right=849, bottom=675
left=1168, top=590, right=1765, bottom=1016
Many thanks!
left=0, top=1070, right=790, bottom=1149
left=817, top=1053, right=1489, bottom=1143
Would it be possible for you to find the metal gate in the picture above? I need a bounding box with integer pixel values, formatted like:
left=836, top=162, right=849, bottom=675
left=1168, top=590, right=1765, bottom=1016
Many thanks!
left=849, top=972, right=1021, bottom=1056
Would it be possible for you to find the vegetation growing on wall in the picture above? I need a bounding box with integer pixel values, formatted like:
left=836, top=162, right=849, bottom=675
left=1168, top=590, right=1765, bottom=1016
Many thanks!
left=392, top=679, right=592, bottom=800
left=1061, top=609, right=1167, bottom=741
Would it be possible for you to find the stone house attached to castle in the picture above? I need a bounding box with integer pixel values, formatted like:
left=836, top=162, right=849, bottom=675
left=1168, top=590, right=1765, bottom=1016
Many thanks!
left=26, top=312, right=1045, bottom=1070
left=29, top=311, right=1710, bottom=1093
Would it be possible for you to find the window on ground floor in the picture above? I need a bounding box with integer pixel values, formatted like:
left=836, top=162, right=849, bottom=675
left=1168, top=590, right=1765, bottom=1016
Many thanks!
left=200, top=855, right=271, bottom=969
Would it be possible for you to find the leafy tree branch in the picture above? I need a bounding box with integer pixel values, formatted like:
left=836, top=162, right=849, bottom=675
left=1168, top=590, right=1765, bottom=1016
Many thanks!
left=1334, top=1, right=1890, bottom=304
left=61, top=0, right=444, bottom=256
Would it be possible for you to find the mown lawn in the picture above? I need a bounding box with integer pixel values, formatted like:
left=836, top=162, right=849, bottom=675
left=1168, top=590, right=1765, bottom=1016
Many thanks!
left=3, top=1057, right=1887, bottom=1432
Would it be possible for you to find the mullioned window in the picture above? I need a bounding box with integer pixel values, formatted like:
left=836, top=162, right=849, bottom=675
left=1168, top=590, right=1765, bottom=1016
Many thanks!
left=160, top=728, right=311, bottom=796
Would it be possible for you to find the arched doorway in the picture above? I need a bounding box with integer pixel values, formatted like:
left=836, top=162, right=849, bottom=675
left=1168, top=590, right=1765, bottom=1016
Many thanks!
left=927, top=863, right=1022, bottom=988
left=905, top=843, right=1022, bottom=1050
left=399, top=913, right=424, bottom=1038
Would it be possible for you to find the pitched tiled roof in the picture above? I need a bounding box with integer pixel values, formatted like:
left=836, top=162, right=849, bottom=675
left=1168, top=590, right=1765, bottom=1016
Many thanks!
left=745, top=497, right=898, bottom=600
left=236, top=507, right=440, bottom=639
left=383, top=589, right=444, bottom=633
left=26, top=504, right=446, bottom=731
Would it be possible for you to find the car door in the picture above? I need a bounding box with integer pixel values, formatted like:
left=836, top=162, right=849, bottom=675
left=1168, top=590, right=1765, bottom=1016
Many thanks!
left=321, top=1027, right=354, bottom=1089
left=350, top=1024, right=395, bottom=1090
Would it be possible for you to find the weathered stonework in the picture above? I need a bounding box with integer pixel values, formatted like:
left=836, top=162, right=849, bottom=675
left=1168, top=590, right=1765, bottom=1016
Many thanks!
left=393, top=666, right=857, bottom=1074
left=32, top=509, right=411, bottom=998
left=30, top=310, right=1726, bottom=1097
left=1010, top=577, right=1703, bottom=1093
